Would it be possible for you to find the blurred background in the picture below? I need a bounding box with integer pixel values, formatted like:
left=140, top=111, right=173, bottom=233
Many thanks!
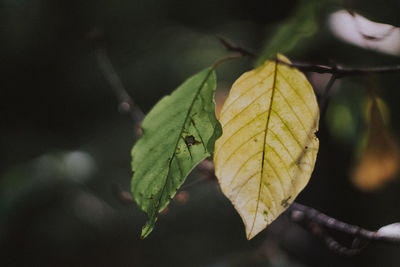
left=1, top=0, right=400, bottom=266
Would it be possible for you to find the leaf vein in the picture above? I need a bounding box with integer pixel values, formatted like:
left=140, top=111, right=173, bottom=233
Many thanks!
left=270, top=109, right=303, bottom=149
left=228, top=151, right=263, bottom=186
left=277, top=70, right=314, bottom=117
left=275, top=88, right=309, bottom=134
left=215, top=111, right=268, bottom=156
left=220, top=130, right=265, bottom=167
left=220, top=72, right=274, bottom=117
left=249, top=61, right=278, bottom=238
left=221, top=89, right=270, bottom=129
left=150, top=68, right=215, bottom=224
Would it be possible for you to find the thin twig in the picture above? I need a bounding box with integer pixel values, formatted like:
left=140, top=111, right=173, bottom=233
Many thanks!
left=289, top=202, right=400, bottom=244
left=306, top=221, right=369, bottom=256
left=277, top=59, right=400, bottom=78
left=219, top=36, right=400, bottom=78
left=218, top=36, right=257, bottom=57
left=94, top=47, right=145, bottom=123
left=318, top=73, right=337, bottom=113
left=212, top=53, right=244, bottom=68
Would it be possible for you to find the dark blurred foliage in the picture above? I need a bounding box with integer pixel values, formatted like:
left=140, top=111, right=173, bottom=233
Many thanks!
left=1, top=0, right=400, bottom=266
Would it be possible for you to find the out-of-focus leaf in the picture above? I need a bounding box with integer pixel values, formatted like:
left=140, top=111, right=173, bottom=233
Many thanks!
left=329, top=10, right=400, bottom=56
left=131, top=67, right=221, bottom=238
left=214, top=54, right=319, bottom=239
left=325, top=81, right=365, bottom=144
left=351, top=95, right=399, bottom=191
left=254, top=0, right=322, bottom=66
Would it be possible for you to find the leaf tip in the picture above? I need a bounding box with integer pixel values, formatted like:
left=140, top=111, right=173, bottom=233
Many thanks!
left=246, top=232, right=255, bottom=240
left=140, top=221, right=154, bottom=239
left=140, top=212, right=158, bottom=239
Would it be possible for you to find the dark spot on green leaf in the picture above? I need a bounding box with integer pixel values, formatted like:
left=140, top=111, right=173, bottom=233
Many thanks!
left=184, top=135, right=201, bottom=147
left=263, top=210, right=268, bottom=216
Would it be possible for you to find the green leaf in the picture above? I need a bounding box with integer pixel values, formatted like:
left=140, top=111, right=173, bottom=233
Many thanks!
left=254, top=0, right=323, bottom=66
left=131, top=67, right=221, bottom=238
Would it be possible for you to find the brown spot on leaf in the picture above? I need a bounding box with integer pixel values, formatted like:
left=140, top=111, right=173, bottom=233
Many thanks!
left=281, top=196, right=292, bottom=208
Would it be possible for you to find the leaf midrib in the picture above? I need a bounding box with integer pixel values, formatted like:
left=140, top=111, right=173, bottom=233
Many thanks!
left=152, top=68, right=215, bottom=216
left=248, top=61, right=278, bottom=239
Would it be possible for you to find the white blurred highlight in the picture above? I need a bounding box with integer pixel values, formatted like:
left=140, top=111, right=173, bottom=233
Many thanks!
left=377, top=223, right=400, bottom=240
left=35, top=150, right=96, bottom=183
left=329, top=10, right=400, bottom=56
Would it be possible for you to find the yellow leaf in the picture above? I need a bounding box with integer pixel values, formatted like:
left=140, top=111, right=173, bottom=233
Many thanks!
left=214, top=55, right=319, bottom=239
left=351, top=96, right=400, bottom=191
